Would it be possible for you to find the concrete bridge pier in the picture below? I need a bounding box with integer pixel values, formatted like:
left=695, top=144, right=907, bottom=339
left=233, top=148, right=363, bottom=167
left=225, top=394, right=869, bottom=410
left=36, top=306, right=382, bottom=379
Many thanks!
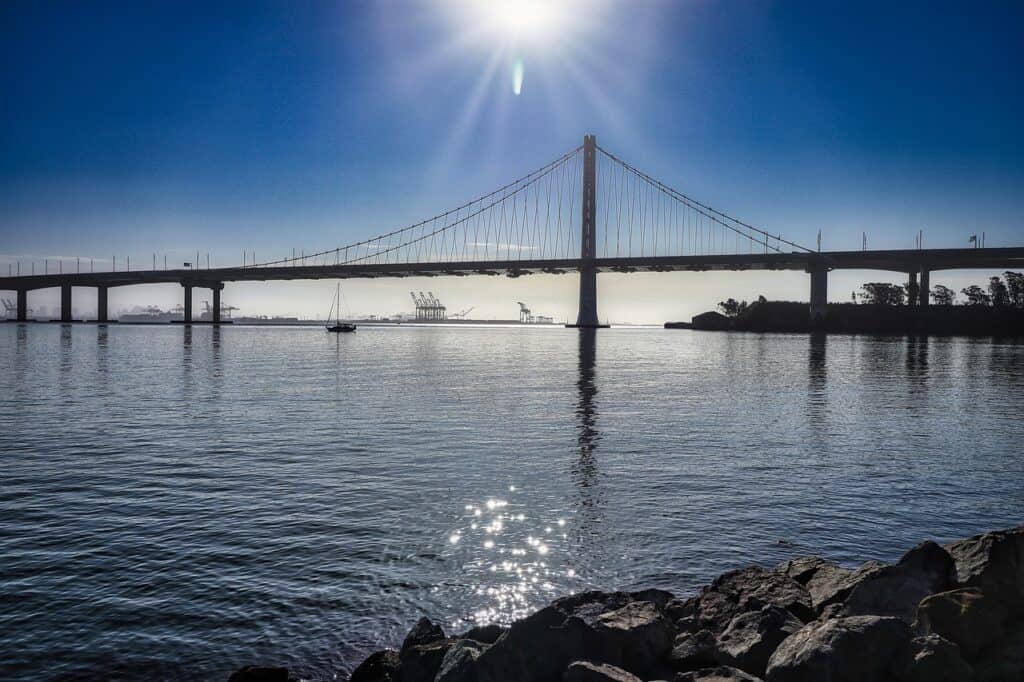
left=17, top=289, right=27, bottom=322
left=60, top=284, right=72, bottom=322
left=97, top=285, right=109, bottom=323
left=809, top=267, right=828, bottom=323
left=918, top=268, right=930, bottom=306
left=211, top=282, right=223, bottom=323
left=182, top=283, right=193, bottom=324
left=907, top=271, right=919, bottom=305
left=567, top=134, right=607, bottom=328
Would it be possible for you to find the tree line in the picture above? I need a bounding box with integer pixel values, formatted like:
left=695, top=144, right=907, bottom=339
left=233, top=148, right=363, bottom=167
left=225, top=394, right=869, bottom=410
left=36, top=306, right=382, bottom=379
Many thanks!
left=856, top=271, right=1024, bottom=306
left=715, top=271, right=1024, bottom=317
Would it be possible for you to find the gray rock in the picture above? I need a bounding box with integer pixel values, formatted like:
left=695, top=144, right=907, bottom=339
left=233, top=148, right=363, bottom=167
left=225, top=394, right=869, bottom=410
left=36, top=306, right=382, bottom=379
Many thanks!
left=914, top=587, right=1007, bottom=660
left=972, top=623, right=1024, bottom=682
left=804, top=561, right=885, bottom=612
left=461, top=623, right=506, bottom=644
left=694, top=567, right=814, bottom=633
left=842, top=541, right=956, bottom=621
left=228, top=666, right=290, bottom=682
left=945, top=526, right=1024, bottom=615
left=469, top=592, right=659, bottom=682
left=775, top=557, right=831, bottom=585
left=764, top=615, right=912, bottom=682
left=670, top=630, right=720, bottom=672
left=893, top=634, right=974, bottom=682
left=593, top=600, right=674, bottom=678
left=674, top=666, right=763, bottom=681
left=349, top=649, right=400, bottom=682
left=394, top=638, right=454, bottom=682
left=434, top=639, right=484, bottom=682
left=402, top=617, right=446, bottom=651
left=563, top=660, right=643, bottom=682
left=716, top=605, right=802, bottom=677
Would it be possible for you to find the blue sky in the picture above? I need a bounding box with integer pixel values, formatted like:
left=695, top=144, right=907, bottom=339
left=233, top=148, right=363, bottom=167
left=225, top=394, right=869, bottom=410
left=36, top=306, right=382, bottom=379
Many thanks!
left=2, top=1, right=1022, bottom=321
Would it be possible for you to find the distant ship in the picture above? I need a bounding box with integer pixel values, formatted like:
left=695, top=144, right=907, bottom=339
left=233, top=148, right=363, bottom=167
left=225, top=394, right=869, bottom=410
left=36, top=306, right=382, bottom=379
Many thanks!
left=233, top=315, right=302, bottom=324
left=118, top=306, right=183, bottom=323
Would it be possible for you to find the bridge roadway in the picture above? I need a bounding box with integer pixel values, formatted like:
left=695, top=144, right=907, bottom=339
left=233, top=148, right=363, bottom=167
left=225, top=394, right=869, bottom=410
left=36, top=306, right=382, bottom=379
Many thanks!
left=2, top=247, right=1024, bottom=323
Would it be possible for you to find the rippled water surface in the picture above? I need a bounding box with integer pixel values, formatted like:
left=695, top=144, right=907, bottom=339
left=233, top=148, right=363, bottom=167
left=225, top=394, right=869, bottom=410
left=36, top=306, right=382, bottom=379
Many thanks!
left=2, top=324, right=1023, bottom=680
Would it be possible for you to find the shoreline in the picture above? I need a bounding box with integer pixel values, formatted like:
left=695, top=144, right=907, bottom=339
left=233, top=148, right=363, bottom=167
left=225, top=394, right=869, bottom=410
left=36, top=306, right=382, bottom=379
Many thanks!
left=667, top=301, right=1024, bottom=336
left=231, top=526, right=1023, bottom=682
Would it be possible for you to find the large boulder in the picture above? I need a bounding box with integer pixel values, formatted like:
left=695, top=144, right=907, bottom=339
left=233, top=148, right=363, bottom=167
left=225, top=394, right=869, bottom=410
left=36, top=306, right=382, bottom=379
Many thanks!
left=972, top=623, right=1024, bottom=682
left=470, top=591, right=670, bottom=682
left=669, top=629, right=720, bottom=672
left=228, top=667, right=290, bottom=682
left=461, top=624, right=507, bottom=644
left=893, top=634, right=974, bottom=682
left=394, top=640, right=455, bottom=682
left=914, top=587, right=1007, bottom=660
left=593, top=601, right=674, bottom=678
left=803, top=561, right=885, bottom=613
left=841, top=541, right=956, bottom=621
left=393, top=616, right=455, bottom=682
left=945, top=527, right=1024, bottom=615
left=693, top=567, right=813, bottom=633
left=434, top=639, right=485, bottom=682
left=775, top=557, right=832, bottom=586
left=715, top=605, right=803, bottom=677
left=402, top=617, right=446, bottom=650
left=674, top=666, right=763, bottom=681
left=350, top=650, right=400, bottom=682
left=563, top=660, right=642, bottom=682
left=764, top=615, right=912, bottom=682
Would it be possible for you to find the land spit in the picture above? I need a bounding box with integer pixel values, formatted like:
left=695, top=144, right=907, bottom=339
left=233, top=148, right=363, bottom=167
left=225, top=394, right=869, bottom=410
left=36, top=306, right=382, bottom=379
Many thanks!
left=231, top=526, right=1023, bottom=682
left=667, top=301, right=1024, bottom=335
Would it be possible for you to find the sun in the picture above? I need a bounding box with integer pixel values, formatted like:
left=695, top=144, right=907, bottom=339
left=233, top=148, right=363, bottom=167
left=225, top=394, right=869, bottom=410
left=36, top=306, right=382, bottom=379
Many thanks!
left=444, top=0, right=573, bottom=46
left=478, top=0, right=568, bottom=42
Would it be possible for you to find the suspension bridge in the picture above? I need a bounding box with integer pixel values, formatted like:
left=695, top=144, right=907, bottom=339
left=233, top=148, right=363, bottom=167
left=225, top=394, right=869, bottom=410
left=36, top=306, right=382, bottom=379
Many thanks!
left=2, top=135, right=1023, bottom=325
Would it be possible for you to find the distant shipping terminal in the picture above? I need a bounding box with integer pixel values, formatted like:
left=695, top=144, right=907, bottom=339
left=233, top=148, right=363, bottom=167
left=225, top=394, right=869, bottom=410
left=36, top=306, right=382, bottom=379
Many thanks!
left=89, top=291, right=559, bottom=326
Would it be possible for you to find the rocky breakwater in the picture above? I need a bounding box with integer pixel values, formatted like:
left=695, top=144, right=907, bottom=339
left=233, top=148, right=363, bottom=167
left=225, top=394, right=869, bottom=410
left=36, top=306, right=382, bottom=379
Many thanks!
left=230, top=526, right=1024, bottom=682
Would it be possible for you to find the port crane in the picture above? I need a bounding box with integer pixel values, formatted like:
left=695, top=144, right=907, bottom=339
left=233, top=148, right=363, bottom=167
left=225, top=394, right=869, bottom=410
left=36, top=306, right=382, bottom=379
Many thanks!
left=203, top=300, right=239, bottom=320
left=410, top=291, right=447, bottom=320
left=518, top=301, right=533, bottom=323
left=450, top=306, right=475, bottom=319
left=2, top=298, right=31, bottom=319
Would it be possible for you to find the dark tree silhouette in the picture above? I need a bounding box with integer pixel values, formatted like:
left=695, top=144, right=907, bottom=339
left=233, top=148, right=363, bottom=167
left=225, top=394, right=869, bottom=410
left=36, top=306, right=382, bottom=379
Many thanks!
left=1004, top=271, right=1024, bottom=307
left=858, top=282, right=905, bottom=305
left=930, top=284, right=956, bottom=305
left=717, top=298, right=748, bottom=317
left=962, top=285, right=991, bottom=306
left=989, top=276, right=1010, bottom=307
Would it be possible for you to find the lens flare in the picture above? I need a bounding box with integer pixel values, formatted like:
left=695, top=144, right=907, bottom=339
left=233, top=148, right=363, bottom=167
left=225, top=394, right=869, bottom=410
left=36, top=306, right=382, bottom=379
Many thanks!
left=512, top=60, right=524, bottom=95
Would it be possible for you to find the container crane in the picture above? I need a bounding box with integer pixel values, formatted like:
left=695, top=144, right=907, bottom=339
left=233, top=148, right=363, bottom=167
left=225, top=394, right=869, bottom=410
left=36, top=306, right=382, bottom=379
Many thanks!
left=518, top=301, right=533, bottom=323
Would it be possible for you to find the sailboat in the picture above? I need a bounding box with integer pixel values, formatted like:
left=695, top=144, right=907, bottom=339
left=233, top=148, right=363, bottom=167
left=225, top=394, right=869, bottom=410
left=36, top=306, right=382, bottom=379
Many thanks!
left=325, top=282, right=357, bottom=333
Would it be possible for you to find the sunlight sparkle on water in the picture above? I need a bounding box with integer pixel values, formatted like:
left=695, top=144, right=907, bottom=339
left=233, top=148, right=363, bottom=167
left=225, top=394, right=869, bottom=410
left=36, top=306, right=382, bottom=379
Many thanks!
left=446, top=488, right=576, bottom=627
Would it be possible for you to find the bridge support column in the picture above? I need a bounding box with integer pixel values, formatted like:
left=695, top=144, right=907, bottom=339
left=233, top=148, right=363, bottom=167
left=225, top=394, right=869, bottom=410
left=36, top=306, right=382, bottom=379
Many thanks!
left=17, top=289, right=27, bottom=322
left=182, top=283, right=193, bottom=324
left=61, top=284, right=72, bottom=322
left=212, top=283, right=223, bottom=324
left=907, top=271, right=919, bottom=306
left=97, top=286, right=108, bottom=323
left=809, top=267, right=828, bottom=323
left=568, top=134, right=607, bottom=328
left=918, top=269, right=930, bottom=307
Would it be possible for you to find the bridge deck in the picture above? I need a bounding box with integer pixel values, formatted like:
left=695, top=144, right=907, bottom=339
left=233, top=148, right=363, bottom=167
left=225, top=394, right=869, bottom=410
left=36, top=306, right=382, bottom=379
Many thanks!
left=2, top=248, right=1023, bottom=291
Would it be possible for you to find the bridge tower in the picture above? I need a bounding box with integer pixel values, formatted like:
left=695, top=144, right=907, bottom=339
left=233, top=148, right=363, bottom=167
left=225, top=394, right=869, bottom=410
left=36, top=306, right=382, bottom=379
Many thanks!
left=568, top=134, right=607, bottom=328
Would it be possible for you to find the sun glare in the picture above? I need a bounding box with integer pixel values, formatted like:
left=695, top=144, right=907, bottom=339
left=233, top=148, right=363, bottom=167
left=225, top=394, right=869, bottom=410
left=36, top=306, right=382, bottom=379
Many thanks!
left=447, top=0, right=572, bottom=45
left=484, top=0, right=566, bottom=41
